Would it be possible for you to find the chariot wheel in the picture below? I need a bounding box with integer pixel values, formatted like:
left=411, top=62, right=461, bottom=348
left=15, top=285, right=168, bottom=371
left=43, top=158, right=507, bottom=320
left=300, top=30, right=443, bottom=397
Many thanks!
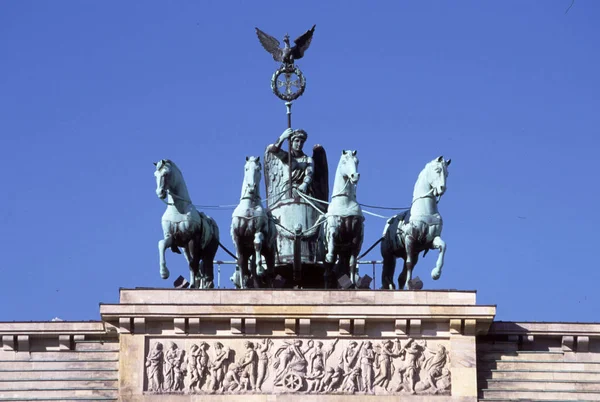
left=283, top=372, right=303, bottom=392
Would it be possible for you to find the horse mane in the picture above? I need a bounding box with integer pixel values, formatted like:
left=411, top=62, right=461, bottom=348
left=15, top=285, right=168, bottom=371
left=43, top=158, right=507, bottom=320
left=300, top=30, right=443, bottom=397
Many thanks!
left=163, top=159, right=180, bottom=174
left=416, top=158, right=440, bottom=183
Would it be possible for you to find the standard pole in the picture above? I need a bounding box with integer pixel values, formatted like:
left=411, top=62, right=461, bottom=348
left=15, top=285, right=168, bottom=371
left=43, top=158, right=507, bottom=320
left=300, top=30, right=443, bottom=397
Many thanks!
left=286, top=101, right=293, bottom=198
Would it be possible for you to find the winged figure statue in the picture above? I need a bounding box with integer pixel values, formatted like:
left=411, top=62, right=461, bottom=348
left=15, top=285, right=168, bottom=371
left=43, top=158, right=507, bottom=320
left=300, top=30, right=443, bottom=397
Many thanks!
left=264, top=128, right=328, bottom=209
left=255, top=25, right=316, bottom=66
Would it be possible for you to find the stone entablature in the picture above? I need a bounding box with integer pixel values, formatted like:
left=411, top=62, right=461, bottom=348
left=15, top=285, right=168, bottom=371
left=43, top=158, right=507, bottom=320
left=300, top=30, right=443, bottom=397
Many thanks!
left=98, top=289, right=495, bottom=401
left=2, top=291, right=598, bottom=402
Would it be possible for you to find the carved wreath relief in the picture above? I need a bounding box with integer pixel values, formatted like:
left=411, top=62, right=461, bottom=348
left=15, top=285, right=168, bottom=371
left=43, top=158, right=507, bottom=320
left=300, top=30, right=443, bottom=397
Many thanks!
left=145, top=338, right=451, bottom=395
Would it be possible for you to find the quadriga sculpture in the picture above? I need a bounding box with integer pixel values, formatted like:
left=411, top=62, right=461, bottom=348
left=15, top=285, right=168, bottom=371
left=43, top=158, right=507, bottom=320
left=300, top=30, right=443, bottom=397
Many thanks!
left=154, top=159, right=220, bottom=289
left=380, top=156, right=451, bottom=289
left=231, top=156, right=277, bottom=288
left=323, top=150, right=364, bottom=288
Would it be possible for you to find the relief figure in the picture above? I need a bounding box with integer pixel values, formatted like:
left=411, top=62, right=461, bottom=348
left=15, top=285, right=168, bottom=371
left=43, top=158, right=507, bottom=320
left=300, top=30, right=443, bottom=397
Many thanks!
left=223, top=363, right=242, bottom=392
left=373, top=339, right=401, bottom=390
left=395, top=338, right=423, bottom=394
left=238, top=341, right=258, bottom=390
left=415, top=343, right=451, bottom=394
left=146, top=342, right=164, bottom=392
left=256, top=338, right=273, bottom=391
left=360, top=341, right=375, bottom=393
left=188, top=342, right=210, bottom=392
left=209, top=342, right=230, bottom=391
left=163, top=341, right=185, bottom=392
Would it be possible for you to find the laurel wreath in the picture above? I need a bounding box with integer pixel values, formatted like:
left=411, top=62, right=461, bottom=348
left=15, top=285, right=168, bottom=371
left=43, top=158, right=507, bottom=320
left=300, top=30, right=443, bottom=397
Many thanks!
left=271, top=65, right=306, bottom=101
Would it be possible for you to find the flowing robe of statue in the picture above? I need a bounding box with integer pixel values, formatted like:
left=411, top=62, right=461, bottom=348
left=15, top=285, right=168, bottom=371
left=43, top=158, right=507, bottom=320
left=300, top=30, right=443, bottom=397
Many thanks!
left=264, top=128, right=328, bottom=265
left=146, top=342, right=164, bottom=392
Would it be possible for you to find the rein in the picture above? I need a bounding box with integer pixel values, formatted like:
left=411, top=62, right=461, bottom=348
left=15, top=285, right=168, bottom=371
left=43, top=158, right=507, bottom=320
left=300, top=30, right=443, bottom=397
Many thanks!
left=330, top=179, right=352, bottom=199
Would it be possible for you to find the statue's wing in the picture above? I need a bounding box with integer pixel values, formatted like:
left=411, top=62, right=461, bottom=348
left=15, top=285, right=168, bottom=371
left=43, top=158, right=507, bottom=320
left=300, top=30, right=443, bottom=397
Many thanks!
left=311, top=144, right=328, bottom=212
left=256, top=27, right=283, bottom=62
left=264, top=146, right=286, bottom=206
left=292, top=24, right=316, bottom=60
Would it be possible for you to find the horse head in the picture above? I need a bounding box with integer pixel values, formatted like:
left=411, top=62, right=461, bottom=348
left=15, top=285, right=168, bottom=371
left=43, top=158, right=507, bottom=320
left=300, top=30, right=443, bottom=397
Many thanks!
left=426, top=156, right=451, bottom=197
left=154, top=159, right=172, bottom=200
left=339, top=150, right=360, bottom=185
left=242, top=156, right=262, bottom=200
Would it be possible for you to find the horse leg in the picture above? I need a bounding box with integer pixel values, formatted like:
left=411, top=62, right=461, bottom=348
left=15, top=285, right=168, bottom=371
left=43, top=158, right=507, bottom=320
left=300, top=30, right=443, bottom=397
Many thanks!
left=349, top=253, right=359, bottom=287
left=249, top=254, right=261, bottom=288
left=202, top=258, right=215, bottom=289
left=254, top=232, right=265, bottom=278
left=380, top=236, right=397, bottom=289
left=264, top=249, right=276, bottom=288
left=338, top=253, right=352, bottom=288
left=183, top=245, right=197, bottom=288
left=398, top=261, right=408, bottom=290
left=381, top=255, right=396, bottom=290
left=240, top=254, right=250, bottom=289
left=324, top=221, right=337, bottom=289
left=431, top=236, right=446, bottom=280
left=350, top=216, right=363, bottom=287
left=401, top=236, right=419, bottom=290
left=158, top=236, right=172, bottom=279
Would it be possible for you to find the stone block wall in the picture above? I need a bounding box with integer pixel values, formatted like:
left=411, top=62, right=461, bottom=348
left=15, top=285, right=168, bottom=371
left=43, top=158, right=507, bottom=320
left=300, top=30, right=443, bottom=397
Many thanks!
left=477, top=322, right=600, bottom=401
left=0, top=322, right=119, bottom=401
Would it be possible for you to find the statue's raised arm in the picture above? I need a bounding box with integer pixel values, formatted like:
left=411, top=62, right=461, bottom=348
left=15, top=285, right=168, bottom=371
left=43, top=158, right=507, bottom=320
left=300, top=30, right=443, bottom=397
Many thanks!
left=266, top=128, right=314, bottom=197
left=265, top=128, right=327, bottom=206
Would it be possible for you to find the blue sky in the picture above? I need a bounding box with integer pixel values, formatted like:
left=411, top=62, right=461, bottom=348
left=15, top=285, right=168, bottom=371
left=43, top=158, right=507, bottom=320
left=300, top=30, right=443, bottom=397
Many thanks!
left=1, top=1, right=598, bottom=323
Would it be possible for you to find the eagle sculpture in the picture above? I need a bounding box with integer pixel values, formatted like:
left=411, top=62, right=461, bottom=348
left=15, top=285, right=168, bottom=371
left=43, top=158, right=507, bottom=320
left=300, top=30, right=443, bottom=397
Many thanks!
left=255, top=25, right=316, bottom=66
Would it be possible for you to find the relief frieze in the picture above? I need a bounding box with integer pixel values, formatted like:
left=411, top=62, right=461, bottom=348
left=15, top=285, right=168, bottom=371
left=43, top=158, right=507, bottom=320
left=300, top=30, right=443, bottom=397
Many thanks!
left=144, top=338, right=451, bottom=395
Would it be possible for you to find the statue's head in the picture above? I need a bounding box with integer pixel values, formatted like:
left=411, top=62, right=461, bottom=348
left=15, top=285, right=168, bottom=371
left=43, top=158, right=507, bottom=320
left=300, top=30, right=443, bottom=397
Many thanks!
left=426, top=156, right=451, bottom=197
left=153, top=159, right=171, bottom=199
left=291, top=129, right=308, bottom=153
left=244, top=341, right=254, bottom=349
left=284, top=33, right=290, bottom=46
left=349, top=341, right=358, bottom=349
left=243, top=156, right=261, bottom=198
left=340, top=150, right=360, bottom=184
left=365, top=341, right=372, bottom=349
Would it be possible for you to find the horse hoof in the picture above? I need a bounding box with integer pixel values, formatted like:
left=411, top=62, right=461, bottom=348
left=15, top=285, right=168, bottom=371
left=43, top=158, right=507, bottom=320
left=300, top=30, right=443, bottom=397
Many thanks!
left=431, top=268, right=441, bottom=280
left=160, top=268, right=170, bottom=280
